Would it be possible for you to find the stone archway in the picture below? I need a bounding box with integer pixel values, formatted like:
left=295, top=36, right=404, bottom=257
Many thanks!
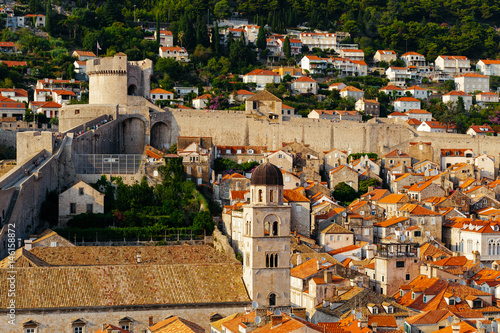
left=150, top=121, right=170, bottom=151
left=128, top=84, right=137, bottom=96
left=122, top=117, right=146, bottom=154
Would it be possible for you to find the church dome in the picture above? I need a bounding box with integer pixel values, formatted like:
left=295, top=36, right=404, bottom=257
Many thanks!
left=251, top=162, right=284, bottom=186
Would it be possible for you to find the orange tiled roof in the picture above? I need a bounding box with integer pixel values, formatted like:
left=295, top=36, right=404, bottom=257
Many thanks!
left=149, top=315, right=205, bottom=333
left=290, top=259, right=333, bottom=279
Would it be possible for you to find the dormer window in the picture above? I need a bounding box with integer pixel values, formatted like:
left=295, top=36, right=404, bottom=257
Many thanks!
left=23, top=321, right=38, bottom=333
left=372, top=306, right=378, bottom=314
left=448, top=298, right=455, bottom=305
left=119, top=317, right=133, bottom=331
left=412, top=292, right=416, bottom=300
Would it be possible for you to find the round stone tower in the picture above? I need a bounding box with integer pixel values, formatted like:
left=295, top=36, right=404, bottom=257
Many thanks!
left=87, top=53, right=128, bottom=105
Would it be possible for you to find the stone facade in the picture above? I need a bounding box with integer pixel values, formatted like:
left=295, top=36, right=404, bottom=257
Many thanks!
left=59, top=180, right=105, bottom=224
left=87, top=53, right=153, bottom=105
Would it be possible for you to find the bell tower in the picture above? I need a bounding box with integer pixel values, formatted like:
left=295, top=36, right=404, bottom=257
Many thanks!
left=242, top=162, right=291, bottom=309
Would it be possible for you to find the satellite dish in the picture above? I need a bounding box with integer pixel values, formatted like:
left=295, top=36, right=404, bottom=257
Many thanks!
left=274, top=309, right=281, bottom=316
left=252, top=301, right=259, bottom=309
left=371, top=205, right=376, bottom=210
left=455, top=297, right=461, bottom=303
left=448, top=316, right=453, bottom=324
left=357, top=312, right=362, bottom=319
left=480, top=264, right=484, bottom=269
left=460, top=280, right=466, bottom=285
left=410, top=238, right=414, bottom=242
left=352, top=310, right=356, bottom=315
left=401, top=235, right=406, bottom=242
left=398, top=222, right=402, bottom=227
left=255, top=316, right=262, bottom=324
left=477, top=321, right=483, bottom=328
left=430, top=236, right=434, bottom=241
left=342, top=212, right=347, bottom=217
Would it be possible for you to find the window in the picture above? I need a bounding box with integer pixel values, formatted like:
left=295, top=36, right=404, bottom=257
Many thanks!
left=473, top=299, right=482, bottom=308
left=270, top=189, right=274, bottom=202
left=259, top=189, right=263, bottom=202
left=406, top=273, right=410, bottom=280
left=187, top=166, right=192, bottom=173
left=197, top=166, right=202, bottom=173
left=338, top=236, right=341, bottom=241
left=78, top=187, right=84, bottom=195
left=75, top=109, right=80, bottom=115
left=412, top=292, right=416, bottom=300
left=266, top=253, right=279, bottom=267
left=382, top=275, right=384, bottom=282
left=364, top=229, right=370, bottom=236
left=25, top=330, right=35, bottom=333
left=423, top=296, right=427, bottom=303
left=86, top=204, right=93, bottom=213
left=121, top=325, right=129, bottom=330
left=70, top=203, right=76, bottom=214
left=414, top=231, right=421, bottom=237
left=396, top=261, right=405, bottom=268
left=73, top=328, right=83, bottom=333
left=269, top=293, right=276, bottom=306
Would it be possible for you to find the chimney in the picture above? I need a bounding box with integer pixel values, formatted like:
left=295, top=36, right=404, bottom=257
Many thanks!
left=474, top=251, right=480, bottom=264
left=102, top=324, right=106, bottom=331
left=149, top=316, right=154, bottom=327
left=24, top=239, right=32, bottom=251
left=324, top=271, right=333, bottom=283
left=452, top=324, right=460, bottom=333
left=426, top=263, right=433, bottom=278
left=136, top=253, right=141, bottom=263
left=317, top=260, right=321, bottom=271
left=271, top=315, right=283, bottom=328
left=256, top=307, right=267, bottom=318
left=106, top=328, right=112, bottom=333
left=372, top=322, right=378, bottom=332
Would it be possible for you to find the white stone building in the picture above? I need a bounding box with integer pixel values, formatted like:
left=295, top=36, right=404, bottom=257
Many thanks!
left=393, top=97, right=421, bottom=112
left=476, top=59, right=500, bottom=76
left=454, top=73, right=489, bottom=93
left=435, top=55, right=471, bottom=75
left=442, top=91, right=473, bottom=111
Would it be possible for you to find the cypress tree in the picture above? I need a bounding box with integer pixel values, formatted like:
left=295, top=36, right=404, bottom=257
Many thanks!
left=284, top=36, right=291, bottom=59
left=212, top=22, right=220, bottom=55
left=45, top=0, right=52, bottom=33
left=156, top=13, right=160, bottom=45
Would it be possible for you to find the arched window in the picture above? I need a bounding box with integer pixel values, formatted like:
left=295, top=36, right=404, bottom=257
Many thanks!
left=266, top=254, right=270, bottom=267
left=269, top=293, right=276, bottom=306
left=264, top=222, right=270, bottom=236
left=274, top=253, right=278, bottom=267
left=272, top=221, right=278, bottom=236
left=496, top=241, right=500, bottom=256
left=270, top=189, right=274, bottom=202
left=266, top=253, right=278, bottom=268
left=259, top=189, right=263, bottom=202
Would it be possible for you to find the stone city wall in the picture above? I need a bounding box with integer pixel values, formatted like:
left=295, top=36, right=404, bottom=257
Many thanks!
left=168, top=109, right=500, bottom=162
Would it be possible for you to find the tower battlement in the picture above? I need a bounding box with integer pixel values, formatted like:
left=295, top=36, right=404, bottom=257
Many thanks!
left=87, top=53, right=152, bottom=105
